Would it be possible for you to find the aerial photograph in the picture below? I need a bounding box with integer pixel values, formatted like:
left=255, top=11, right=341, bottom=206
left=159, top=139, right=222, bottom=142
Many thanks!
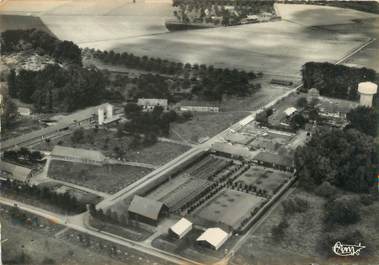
left=0, top=0, right=378, bottom=264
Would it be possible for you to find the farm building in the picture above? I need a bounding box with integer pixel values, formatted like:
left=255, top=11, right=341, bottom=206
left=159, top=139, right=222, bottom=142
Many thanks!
left=17, top=107, right=32, bottom=116
left=128, top=195, right=168, bottom=226
left=0, top=161, right=32, bottom=182
left=211, top=142, right=254, bottom=160
left=51, top=146, right=107, bottom=165
left=179, top=101, right=219, bottom=113
left=270, top=79, right=293, bottom=86
left=252, top=151, right=294, bottom=172
left=196, top=228, right=230, bottom=250
left=168, top=218, right=193, bottom=239
left=137, top=98, right=168, bottom=111
left=284, top=107, right=297, bottom=117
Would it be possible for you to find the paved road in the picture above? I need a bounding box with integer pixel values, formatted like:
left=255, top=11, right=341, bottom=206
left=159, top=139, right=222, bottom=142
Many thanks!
left=0, top=196, right=201, bottom=265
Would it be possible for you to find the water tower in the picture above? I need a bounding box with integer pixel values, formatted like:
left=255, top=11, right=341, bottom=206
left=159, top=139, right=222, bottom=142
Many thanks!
left=358, top=81, right=377, bottom=108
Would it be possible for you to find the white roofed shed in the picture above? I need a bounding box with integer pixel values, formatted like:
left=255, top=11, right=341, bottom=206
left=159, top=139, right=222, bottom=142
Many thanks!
left=169, top=218, right=192, bottom=239
left=196, top=228, right=230, bottom=250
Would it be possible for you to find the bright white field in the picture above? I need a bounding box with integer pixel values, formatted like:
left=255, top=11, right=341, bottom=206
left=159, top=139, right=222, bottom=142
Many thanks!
left=0, top=1, right=376, bottom=76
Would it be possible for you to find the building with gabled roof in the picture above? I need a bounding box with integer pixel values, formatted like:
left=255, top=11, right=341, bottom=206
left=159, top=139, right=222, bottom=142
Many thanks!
left=168, top=218, right=193, bottom=239
left=51, top=145, right=107, bottom=165
left=196, top=228, right=230, bottom=250
left=252, top=151, right=294, bottom=172
left=128, top=195, right=168, bottom=226
left=137, top=98, right=168, bottom=111
left=0, top=161, right=32, bottom=182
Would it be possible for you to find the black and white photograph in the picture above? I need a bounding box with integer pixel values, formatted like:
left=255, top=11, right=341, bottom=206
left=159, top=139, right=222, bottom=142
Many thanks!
left=0, top=0, right=378, bottom=264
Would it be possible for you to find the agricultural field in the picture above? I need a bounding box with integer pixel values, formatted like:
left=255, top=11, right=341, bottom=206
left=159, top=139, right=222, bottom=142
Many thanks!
left=1, top=3, right=374, bottom=77
left=0, top=0, right=173, bottom=43
left=48, top=160, right=152, bottom=194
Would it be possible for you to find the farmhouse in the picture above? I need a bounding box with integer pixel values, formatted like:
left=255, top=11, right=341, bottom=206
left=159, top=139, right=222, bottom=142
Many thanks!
left=137, top=98, right=168, bottom=111
left=196, top=228, right=230, bottom=250
left=51, top=146, right=107, bottom=165
left=168, top=218, right=193, bottom=239
left=252, top=151, right=294, bottom=172
left=0, top=161, right=32, bottom=182
left=128, top=195, right=168, bottom=226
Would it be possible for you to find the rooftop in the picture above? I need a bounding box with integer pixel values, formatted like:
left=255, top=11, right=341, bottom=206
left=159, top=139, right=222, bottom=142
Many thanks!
left=0, top=161, right=32, bottom=182
left=358, top=81, right=378, bottom=95
left=212, top=142, right=254, bottom=160
left=169, top=218, right=192, bottom=238
left=253, top=151, right=294, bottom=168
left=51, top=145, right=106, bottom=162
left=196, top=228, right=229, bottom=250
left=128, top=195, right=166, bottom=221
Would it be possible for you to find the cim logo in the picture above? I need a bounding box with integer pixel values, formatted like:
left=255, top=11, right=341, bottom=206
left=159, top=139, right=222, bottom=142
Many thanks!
left=332, top=241, right=366, bottom=257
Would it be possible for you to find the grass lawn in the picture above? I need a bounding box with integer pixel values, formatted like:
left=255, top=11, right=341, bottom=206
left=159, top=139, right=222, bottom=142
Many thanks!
left=170, top=112, right=248, bottom=143
left=48, top=160, right=152, bottom=194
left=0, top=215, right=124, bottom=265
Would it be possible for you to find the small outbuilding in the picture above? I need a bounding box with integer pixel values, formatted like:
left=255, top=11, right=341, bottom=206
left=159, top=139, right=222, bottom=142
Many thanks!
left=196, top=228, right=230, bottom=250
left=168, top=218, right=193, bottom=239
left=128, top=195, right=168, bottom=226
left=284, top=107, right=297, bottom=117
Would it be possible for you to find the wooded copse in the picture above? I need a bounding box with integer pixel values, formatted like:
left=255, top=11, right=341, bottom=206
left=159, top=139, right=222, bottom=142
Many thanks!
left=301, top=62, right=377, bottom=100
left=7, top=64, right=108, bottom=112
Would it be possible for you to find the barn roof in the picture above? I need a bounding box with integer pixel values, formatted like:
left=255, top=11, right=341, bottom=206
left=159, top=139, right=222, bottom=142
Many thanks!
left=196, top=228, right=229, bottom=250
left=0, top=161, right=32, bottom=182
left=128, top=195, right=165, bottom=221
left=169, top=218, right=192, bottom=238
left=51, top=146, right=105, bottom=162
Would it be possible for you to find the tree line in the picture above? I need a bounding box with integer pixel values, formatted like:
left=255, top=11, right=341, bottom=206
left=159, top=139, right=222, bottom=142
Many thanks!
left=7, top=64, right=108, bottom=112
left=1, top=179, right=86, bottom=213
left=90, top=49, right=256, bottom=101
left=301, top=62, right=376, bottom=100
left=1, top=29, right=82, bottom=65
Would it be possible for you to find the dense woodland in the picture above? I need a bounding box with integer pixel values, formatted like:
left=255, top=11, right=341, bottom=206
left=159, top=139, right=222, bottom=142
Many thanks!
left=295, top=128, right=378, bottom=193
left=301, top=62, right=377, bottom=100
left=1, top=29, right=82, bottom=65
left=7, top=64, right=108, bottom=112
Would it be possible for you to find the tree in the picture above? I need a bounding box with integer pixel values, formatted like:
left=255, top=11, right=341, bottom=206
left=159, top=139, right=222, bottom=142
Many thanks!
left=325, top=196, right=361, bottom=225
left=7, top=69, right=17, bottom=97
left=124, top=102, right=142, bottom=116
left=296, top=97, right=307, bottom=108
left=1, top=96, right=18, bottom=128
left=71, top=128, right=85, bottom=143
left=346, top=106, right=377, bottom=137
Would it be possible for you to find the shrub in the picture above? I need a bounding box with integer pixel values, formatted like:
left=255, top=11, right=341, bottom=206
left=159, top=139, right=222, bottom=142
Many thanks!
left=282, top=196, right=309, bottom=215
left=325, top=196, right=360, bottom=226
left=315, top=181, right=338, bottom=199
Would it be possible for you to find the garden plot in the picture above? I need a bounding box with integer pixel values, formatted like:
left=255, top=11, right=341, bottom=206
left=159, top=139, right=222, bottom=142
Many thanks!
left=193, top=189, right=266, bottom=230
left=234, top=167, right=291, bottom=196
left=48, top=160, right=152, bottom=194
